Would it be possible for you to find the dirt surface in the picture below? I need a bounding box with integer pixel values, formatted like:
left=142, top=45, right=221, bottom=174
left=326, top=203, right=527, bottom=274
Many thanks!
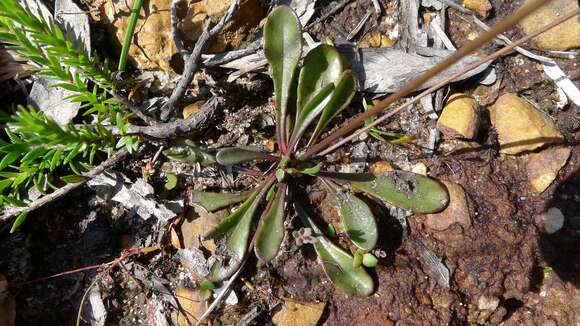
left=1, top=0, right=579, bottom=325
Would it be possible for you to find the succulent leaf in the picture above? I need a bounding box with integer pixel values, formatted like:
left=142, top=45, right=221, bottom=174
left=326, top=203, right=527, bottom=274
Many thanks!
left=289, top=83, right=335, bottom=148
left=297, top=44, right=344, bottom=111
left=215, top=147, right=274, bottom=166
left=351, top=171, right=449, bottom=213
left=163, top=139, right=215, bottom=166
left=335, top=190, right=378, bottom=251
left=309, top=71, right=356, bottom=144
left=255, top=183, right=287, bottom=261
left=295, top=203, right=374, bottom=296
left=264, top=5, right=302, bottom=122
left=188, top=190, right=251, bottom=212
left=207, top=183, right=269, bottom=281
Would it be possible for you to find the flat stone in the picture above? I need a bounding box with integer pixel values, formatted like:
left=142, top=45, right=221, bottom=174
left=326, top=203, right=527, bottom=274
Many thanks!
left=437, top=93, right=479, bottom=139
left=463, top=0, right=492, bottom=18
left=424, top=181, right=471, bottom=231
left=489, top=93, right=563, bottom=155
left=102, top=0, right=264, bottom=71
left=272, top=299, right=325, bottom=326
left=519, top=0, right=580, bottom=51
left=526, top=146, right=571, bottom=192
left=370, top=161, right=395, bottom=175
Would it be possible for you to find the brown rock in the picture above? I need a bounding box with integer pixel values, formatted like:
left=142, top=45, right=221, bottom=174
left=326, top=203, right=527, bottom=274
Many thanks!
left=103, top=0, right=263, bottom=71
left=526, top=146, right=571, bottom=192
left=519, top=0, right=580, bottom=51
left=272, top=299, right=325, bottom=326
left=370, top=161, right=395, bottom=175
left=424, top=181, right=471, bottom=231
left=463, top=0, right=492, bottom=18
left=182, top=100, right=204, bottom=119
left=489, top=93, right=563, bottom=155
left=360, top=31, right=397, bottom=48
left=437, top=93, right=480, bottom=139
left=175, top=286, right=206, bottom=324
left=181, top=0, right=264, bottom=53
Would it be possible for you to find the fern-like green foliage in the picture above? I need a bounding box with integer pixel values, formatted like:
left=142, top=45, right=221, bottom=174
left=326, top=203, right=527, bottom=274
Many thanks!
left=0, top=0, right=121, bottom=123
left=0, top=106, right=116, bottom=206
left=0, top=0, right=139, bottom=210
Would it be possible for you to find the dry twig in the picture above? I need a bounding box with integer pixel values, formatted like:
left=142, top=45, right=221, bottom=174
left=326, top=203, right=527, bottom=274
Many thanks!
left=161, top=0, right=241, bottom=120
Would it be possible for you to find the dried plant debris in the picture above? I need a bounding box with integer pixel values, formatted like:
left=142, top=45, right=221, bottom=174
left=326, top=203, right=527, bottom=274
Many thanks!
left=87, top=172, right=176, bottom=221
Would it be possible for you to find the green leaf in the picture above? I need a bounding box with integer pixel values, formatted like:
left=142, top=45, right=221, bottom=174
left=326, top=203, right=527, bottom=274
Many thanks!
left=309, top=71, right=356, bottom=144
left=300, top=163, right=322, bottom=176
left=163, top=139, right=215, bottom=166
left=289, top=83, right=335, bottom=148
left=297, top=44, right=344, bottom=111
left=0, top=178, right=13, bottom=193
left=9, top=211, right=27, bottom=233
left=118, top=0, right=144, bottom=71
left=60, top=175, right=86, bottom=184
left=295, top=203, right=374, bottom=296
left=0, top=151, right=20, bottom=171
left=215, top=147, right=274, bottom=166
left=349, top=171, right=449, bottom=213
left=164, top=173, right=177, bottom=190
left=255, top=183, right=287, bottom=261
left=335, top=190, right=377, bottom=251
left=264, top=5, right=302, bottom=121
left=189, top=190, right=251, bottom=212
left=362, top=253, right=377, bottom=267
left=208, top=180, right=273, bottom=281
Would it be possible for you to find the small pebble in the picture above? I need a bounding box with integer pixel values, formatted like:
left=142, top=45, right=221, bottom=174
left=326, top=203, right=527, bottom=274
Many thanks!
left=534, top=207, right=565, bottom=234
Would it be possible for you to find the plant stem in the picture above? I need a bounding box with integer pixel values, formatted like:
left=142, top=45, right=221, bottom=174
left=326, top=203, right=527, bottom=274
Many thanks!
left=118, top=0, right=145, bottom=72
left=300, top=0, right=549, bottom=160
left=312, top=7, right=580, bottom=158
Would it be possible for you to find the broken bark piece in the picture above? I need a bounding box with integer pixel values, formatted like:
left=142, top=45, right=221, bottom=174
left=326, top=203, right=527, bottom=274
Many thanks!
left=489, top=93, right=563, bottom=155
left=340, top=46, right=490, bottom=93
left=526, top=146, right=571, bottom=192
left=437, top=93, right=479, bottom=139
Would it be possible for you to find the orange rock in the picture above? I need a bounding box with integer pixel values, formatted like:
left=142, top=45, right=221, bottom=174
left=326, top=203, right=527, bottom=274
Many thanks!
left=526, top=146, right=571, bottom=192
left=489, top=93, right=563, bottom=155
left=370, top=161, right=395, bottom=175
left=424, top=181, right=471, bottom=231
left=463, top=0, right=492, bottom=18
left=437, top=93, right=479, bottom=139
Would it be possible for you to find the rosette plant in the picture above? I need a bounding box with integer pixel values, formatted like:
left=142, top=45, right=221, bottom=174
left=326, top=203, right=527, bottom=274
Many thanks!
left=178, top=6, right=449, bottom=296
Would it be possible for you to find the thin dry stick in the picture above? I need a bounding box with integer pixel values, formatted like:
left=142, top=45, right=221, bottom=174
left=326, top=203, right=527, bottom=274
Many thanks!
left=75, top=271, right=103, bottom=326
left=171, top=0, right=189, bottom=61
left=0, top=148, right=129, bottom=222
left=300, top=0, right=550, bottom=160
left=127, top=96, right=223, bottom=138
left=109, top=89, right=157, bottom=126
left=315, top=8, right=580, bottom=157
left=160, top=0, right=241, bottom=120
left=195, top=246, right=252, bottom=326
left=304, top=0, right=351, bottom=30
